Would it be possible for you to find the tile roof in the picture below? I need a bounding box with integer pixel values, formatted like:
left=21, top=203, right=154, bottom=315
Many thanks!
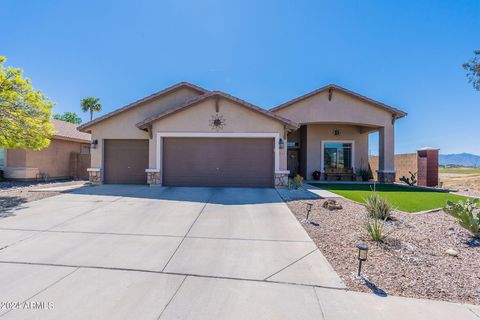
left=52, top=119, right=91, bottom=143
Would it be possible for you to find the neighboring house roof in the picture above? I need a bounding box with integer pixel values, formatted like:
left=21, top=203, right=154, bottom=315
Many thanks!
left=78, top=82, right=208, bottom=132
left=52, top=119, right=91, bottom=143
left=270, top=84, right=407, bottom=119
left=136, top=91, right=299, bottom=130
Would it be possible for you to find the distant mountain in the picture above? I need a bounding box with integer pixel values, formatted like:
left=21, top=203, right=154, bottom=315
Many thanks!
left=439, top=153, right=480, bottom=167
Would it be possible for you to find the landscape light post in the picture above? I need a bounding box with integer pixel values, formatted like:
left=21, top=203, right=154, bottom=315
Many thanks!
left=356, top=242, right=369, bottom=277
left=304, top=203, right=313, bottom=223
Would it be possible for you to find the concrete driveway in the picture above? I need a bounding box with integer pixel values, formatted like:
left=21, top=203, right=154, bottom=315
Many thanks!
left=0, top=185, right=478, bottom=319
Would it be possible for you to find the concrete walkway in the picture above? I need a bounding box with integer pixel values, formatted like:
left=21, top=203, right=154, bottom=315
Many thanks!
left=0, top=185, right=478, bottom=319
left=304, top=182, right=345, bottom=198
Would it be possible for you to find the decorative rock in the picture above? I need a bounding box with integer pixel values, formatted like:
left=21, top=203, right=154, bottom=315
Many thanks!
left=445, top=248, right=459, bottom=257
left=322, top=199, right=343, bottom=211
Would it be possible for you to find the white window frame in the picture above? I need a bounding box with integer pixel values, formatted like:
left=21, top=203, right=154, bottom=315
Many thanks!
left=320, top=140, right=355, bottom=173
left=155, top=132, right=281, bottom=173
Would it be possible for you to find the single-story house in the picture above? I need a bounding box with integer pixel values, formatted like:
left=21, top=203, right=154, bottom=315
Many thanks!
left=1, top=119, right=91, bottom=180
left=78, top=82, right=407, bottom=187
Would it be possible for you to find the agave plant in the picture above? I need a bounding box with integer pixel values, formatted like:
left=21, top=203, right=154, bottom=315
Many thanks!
left=444, top=199, right=480, bottom=238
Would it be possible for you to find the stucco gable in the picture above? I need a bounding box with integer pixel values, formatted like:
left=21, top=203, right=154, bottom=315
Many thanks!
left=270, top=84, right=407, bottom=119
left=78, top=82, right=208, bottom=132
left=136, top=91, right=298, bottom=130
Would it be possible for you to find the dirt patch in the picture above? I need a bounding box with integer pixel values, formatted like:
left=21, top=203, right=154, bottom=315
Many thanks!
left=288, top=198, right=480, bottom=305
left=440, top=173, right=480, bottom=198
left=0, top=180, right=86, bottom=212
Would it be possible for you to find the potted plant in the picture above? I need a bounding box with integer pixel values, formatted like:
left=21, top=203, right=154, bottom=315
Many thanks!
left=312, top=171, right=321, bottom=180
left=357, top=168, right=371, bottom=182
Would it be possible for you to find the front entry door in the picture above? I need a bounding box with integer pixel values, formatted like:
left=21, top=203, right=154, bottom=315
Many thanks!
left=287, top=149, right=299, bottom=177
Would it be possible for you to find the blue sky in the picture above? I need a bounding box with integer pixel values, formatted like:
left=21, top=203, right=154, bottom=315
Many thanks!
left=1, top=0, right=479, bottom=155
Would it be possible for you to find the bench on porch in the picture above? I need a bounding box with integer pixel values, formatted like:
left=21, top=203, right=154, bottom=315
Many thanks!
left=324, top=168, right=356, bottom=181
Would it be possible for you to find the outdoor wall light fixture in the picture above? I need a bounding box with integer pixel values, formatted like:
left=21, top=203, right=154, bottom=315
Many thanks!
left=91, top=139, right=98, bottom=149
left=279, top=138, right=285, bottom=149
left=356, top=242, right=369, bottom=277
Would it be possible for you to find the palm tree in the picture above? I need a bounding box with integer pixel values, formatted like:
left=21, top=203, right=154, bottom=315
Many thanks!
left=81, top=97, right=102, bottom=121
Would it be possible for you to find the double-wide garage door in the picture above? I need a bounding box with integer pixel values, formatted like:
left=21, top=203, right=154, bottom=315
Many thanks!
left=163, top=138, right=274, bottom=188
left=103, top=138, right=275, bottom=187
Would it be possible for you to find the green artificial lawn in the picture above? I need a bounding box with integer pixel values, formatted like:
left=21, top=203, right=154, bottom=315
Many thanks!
left=310, top=183, right=471, bottom=213
left=439, top=166, right=480, bottom=174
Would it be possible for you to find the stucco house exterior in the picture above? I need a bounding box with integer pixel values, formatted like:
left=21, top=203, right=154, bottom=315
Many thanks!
left=271, top=85, right=407, bottom=183
left=78, top=82, right=406, bottom=187
left=2, top=120, right=91, bottom=180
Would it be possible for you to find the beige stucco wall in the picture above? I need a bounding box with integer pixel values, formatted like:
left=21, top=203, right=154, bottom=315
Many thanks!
left=86, top=87, right=203, bottom=169
left=273, top=90, right=393, bottom=127
left=4, top=139, right=90, bottom=179
left=303, top=124, right=369, bottom=178
left=6, top=149, right=27, bottom=167
left=150, top=98, right=288, bottom=170
left=273, top=89, right=396, bottom=172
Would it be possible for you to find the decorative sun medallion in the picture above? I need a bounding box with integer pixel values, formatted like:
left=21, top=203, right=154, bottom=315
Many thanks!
left=209, top=114, right=226, bottom=131
left=332, top=128, right=341, bottom=136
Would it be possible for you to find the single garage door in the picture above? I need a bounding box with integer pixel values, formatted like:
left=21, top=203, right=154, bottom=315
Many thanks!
left=104, top=139, right=149, bottom=184
left=163, top=138, right=274, bottom=187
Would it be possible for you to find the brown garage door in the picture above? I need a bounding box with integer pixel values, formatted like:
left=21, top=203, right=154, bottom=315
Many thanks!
left=163, top=138, right=274, bottom=187
left=104, top=140, right=149, bottom=184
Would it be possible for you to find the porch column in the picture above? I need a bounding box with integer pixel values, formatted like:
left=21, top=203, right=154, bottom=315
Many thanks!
left=378, top=123, right=395, bottom=183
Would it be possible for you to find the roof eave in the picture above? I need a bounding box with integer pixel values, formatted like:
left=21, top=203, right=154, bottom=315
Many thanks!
left=53, top=135, right=91, bottom=144
left=270, top=84, right=408, bottom=119
left=136, top=92, right=299, bottom=130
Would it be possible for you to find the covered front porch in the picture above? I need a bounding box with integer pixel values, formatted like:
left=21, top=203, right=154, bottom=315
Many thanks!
left=270, top=85, right=405, bottom=184
left=286, top=122, right=395, bottom=183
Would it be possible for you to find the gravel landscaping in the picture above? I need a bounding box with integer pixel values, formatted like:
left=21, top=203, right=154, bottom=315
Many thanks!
left=0, top=180, right=86, bottom=212
left=287, top=197, right=480, bottom=305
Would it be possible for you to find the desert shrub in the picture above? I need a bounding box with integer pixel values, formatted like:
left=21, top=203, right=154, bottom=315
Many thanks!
left=444, top=198, right=480, bottom=238
left=357, top=168, right=371, bottom=182
left=288, top=174, right=304, bottom=190
left=364, top=192, right=393, bottom=220
left=400, top=171, right=417, bottom=186
left=365, top=215, right=388, bottom=241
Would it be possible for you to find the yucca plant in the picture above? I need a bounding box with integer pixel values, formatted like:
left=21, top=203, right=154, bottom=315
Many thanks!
left=364, top=192, right=394, bottom=220
left=444, top=199, right=480, bottom=238
left=365, top=215, right=388, bottom=241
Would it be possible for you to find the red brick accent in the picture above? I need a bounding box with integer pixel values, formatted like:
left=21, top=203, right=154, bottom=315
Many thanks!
left=417, top=149, right=439, bottom=187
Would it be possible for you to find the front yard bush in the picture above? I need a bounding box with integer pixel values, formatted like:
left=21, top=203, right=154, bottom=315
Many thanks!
left=364, top=192, right=394, bottom=220
left=357, top=168, right=371, bottom=182
left=288, top=174, right=304, bottom=190
left=444, top=198, right=480, bottom=238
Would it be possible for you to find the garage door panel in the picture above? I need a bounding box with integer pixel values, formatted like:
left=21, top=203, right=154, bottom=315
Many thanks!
left=163, top=138, right=274, bottom=188
left=104, top=140, right=149, bottom=184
